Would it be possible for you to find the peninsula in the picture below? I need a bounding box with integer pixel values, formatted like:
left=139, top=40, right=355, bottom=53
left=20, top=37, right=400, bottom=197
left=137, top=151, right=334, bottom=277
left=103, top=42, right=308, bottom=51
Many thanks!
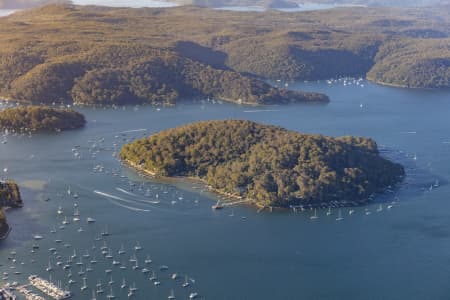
left=120, top=120, right=405, bottom=208
left=0, top=106, right=86, bottom=132
left=0, top=180, right=22, bottom=239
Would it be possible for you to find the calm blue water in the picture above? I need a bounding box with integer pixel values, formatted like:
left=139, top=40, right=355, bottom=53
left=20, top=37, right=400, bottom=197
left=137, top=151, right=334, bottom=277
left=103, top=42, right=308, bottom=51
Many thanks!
left=1, top=80, right=450, bottom=300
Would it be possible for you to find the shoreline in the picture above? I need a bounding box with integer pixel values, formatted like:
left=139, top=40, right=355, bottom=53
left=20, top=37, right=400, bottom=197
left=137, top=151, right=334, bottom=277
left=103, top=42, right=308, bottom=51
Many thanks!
left=2, top=92, right=329, bottom=108
left=366, top=76, right=446, bottom=90
left=121, top=159, right=379, bottom=211
left=121, top=159, right=260, bottom=207
left=0, top=223, right=11, bottom=240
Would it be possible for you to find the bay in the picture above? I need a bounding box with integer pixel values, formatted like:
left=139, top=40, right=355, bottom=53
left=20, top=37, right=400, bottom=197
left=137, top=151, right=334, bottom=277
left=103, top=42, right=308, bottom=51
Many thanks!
left=1, top=79, right=450, bottom=299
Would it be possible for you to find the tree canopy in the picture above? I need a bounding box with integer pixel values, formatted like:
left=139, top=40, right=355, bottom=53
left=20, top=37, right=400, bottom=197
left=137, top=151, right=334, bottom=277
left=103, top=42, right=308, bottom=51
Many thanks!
left=120, top=120, right=404, bottom=207
left=0, top=106, right=86, bottom=132
left=0, top=5, right=448, bottom=106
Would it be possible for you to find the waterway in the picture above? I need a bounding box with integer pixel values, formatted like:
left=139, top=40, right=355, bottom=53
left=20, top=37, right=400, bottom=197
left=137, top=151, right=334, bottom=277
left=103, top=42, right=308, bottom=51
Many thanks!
left=1, top=79, right=450, bottom=299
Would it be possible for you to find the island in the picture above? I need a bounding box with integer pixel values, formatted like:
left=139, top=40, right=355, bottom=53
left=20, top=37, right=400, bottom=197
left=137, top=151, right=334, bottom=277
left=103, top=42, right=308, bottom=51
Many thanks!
left=0, top=180, right=22, bottom=239
left=0, top=106, right=86, bottom=132
left=120, top=120, right=404, bottom=208
left=0, top=5, right=448, bottom=107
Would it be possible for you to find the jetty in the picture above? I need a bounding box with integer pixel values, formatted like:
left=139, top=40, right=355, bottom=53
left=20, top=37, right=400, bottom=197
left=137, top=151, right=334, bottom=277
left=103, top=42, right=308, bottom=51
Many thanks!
left=0, top=287, right=17, bottom=299
left=17, top=285, right=45, bottom=300
left=28, top=275, right=71, bottom=299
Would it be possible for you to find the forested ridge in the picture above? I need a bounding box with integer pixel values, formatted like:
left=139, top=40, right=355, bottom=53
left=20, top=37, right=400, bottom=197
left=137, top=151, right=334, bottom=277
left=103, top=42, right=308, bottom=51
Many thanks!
left=0, top=106, right=86, bottom=132
left=171, top=0, right=450, bottom=8
left=120, top=120, right=404, bottom=207
left=0, top=5, right=448, bottom=106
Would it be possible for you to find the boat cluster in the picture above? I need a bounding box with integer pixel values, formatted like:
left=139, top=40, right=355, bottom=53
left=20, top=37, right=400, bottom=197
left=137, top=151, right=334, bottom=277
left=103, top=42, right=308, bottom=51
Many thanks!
left=2, top=180, right=202, bottom=299
left=325, top=77, right=365, bottom=87
left=304, top=203, right=394, bottom=221
left=42, top=186, right=199, bottom=299
left=0, top=128, right=33, bottom=145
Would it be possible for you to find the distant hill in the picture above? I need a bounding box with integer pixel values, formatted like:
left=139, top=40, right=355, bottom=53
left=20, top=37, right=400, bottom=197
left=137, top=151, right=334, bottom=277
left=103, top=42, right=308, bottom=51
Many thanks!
left=0, top=5, right=448, bottom=106
left=173, top=0, right=299, bottom=8
left=170, top=0, right=450, bottom=7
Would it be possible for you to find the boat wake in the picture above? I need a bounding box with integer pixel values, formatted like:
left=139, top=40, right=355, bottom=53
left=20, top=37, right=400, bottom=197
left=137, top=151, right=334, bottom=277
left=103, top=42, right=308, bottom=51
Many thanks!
left=95, top=189, right=161, bottom=207
left=108, top=199, right=151, bottom=212
left=94, top=190, right=127, bottom=201
left=116, top=187, right=138, bottom=197
left=116, top=188, right=161, bottom=205
left=243, top=109, right=281, bottom=113
left=116, top=129, right=147, bottom=134
left=94, top=190, right=151, bottom=212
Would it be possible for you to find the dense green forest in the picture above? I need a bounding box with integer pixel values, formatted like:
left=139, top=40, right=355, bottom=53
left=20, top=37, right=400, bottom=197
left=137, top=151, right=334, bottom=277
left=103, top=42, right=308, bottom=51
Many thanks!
left=0, top=5, right=448, bottom=106
left=0, top=106, right=86, bottom=132
left=120, top=120, right=404, bottom=207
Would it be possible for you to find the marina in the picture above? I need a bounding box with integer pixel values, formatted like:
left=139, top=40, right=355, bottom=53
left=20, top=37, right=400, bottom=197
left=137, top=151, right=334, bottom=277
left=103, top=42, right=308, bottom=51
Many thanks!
left=28, top=275, right=71, bottom=299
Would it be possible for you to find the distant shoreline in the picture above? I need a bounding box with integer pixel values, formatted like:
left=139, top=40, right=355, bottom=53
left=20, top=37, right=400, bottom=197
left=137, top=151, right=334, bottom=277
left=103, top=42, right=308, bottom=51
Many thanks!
left=366, top=76, right=444, bottom=90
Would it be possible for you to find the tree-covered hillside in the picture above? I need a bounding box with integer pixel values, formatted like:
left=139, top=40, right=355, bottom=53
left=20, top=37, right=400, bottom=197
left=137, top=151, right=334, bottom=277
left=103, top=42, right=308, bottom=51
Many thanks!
left=120, top=120, right=404, bottom=207
left=0, top=106, right=86, bottom=132
left=0, top=5, right=448, bottom=106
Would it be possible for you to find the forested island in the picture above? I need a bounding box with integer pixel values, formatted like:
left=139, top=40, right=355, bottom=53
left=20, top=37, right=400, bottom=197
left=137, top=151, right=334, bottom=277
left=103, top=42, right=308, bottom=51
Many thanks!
left=0, top=106, right=86, bottom=132
left=120, top=120, right=404, bottom=208
left=0, top=5, right=448, bottom=106
left=0, top=180, right=22, bottom=239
